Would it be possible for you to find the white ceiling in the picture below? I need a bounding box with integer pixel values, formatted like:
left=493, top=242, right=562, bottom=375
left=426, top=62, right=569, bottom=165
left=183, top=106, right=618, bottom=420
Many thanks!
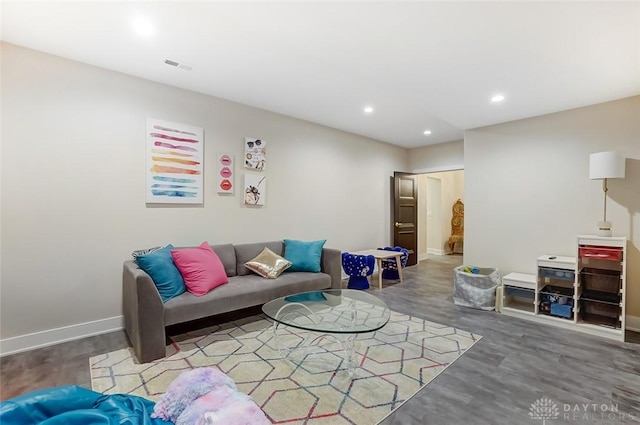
left=2, top=1, right=639, bottom=148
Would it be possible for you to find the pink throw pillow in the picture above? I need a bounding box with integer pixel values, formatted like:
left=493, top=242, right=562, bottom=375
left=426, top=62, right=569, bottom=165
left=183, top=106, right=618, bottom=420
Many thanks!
left=171, top=242, right=228, bottom=296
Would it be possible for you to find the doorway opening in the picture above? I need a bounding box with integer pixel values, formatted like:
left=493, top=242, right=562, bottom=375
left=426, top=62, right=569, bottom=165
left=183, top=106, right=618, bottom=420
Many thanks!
left=417, top=169, right=464, bottom=262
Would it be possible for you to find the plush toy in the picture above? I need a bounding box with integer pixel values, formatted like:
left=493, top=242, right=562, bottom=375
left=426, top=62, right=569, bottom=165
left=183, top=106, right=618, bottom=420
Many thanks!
left=152, top=368, right=269, bottom=425
left=176, top=386, right=269, bottom=425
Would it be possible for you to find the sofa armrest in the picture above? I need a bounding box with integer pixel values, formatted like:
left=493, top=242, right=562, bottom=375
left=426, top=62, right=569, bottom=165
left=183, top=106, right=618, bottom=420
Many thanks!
left=122, top=261, right=166, bottom=363
left=321, top=248, right=342, bottom=289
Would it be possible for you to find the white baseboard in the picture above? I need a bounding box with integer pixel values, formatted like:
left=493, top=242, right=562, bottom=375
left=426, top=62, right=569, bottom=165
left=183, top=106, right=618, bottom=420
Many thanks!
left=418, top=252, right=429, bottom=262
left=427, top=248, right=445, bottom=256
left=0, top=316, right=124, bottom=357
left=626, top=315, right=640, bottom=333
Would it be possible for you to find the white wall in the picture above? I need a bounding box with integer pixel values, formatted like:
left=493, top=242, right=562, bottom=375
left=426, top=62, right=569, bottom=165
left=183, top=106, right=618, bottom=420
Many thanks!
left=464, top=96, right=640, bottom=317
left=409, top=139, right=464, bottom=173
left=0, top=43, right=408, bottom=347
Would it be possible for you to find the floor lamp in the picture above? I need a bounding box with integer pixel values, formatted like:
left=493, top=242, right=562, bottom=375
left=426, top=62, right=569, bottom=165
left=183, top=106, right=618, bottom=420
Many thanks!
left=589, top=151, right=626, bottom=237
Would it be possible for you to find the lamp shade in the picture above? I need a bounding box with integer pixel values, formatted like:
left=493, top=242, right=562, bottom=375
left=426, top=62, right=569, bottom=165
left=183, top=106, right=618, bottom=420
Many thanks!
left=589, top=151, right=626, bottom=180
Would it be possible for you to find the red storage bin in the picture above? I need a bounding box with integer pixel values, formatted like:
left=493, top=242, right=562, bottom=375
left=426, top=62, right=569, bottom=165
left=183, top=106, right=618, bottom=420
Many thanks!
left=579, top=246, right=622, bottom=261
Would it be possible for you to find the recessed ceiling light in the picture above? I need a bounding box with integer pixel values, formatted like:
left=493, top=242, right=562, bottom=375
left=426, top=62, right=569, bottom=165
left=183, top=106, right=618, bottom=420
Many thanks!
left=423, top=130, right=432, bottom=135
left=364, top=106, right=374, bottom=114
left=491, top=94, right=505, bottom=103
left=132, top=17, right=154, bottom=37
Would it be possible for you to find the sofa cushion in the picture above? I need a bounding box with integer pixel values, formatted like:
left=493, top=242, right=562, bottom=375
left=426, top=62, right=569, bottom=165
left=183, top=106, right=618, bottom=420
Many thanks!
left=135, top=244, right=187, bottom=302
left=235, top=241, right=285, bottom=276
left=283, top=239, right=326, bottom=273
left=171, top=242, right=228, bottom=296
left=245, top=247, right=292, bottom=279
left=164, top=272, right=331, bottom=326
left=210, top=244, right=237, bottom=277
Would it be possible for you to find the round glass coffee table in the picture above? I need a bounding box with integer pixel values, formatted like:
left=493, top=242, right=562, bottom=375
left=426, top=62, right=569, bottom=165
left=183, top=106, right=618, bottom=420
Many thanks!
left=262, top=289, right=390, bottom=377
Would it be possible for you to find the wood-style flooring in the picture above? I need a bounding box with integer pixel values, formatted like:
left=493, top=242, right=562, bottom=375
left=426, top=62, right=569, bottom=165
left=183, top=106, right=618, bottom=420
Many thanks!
left=1, top=255, right=639, bottom=424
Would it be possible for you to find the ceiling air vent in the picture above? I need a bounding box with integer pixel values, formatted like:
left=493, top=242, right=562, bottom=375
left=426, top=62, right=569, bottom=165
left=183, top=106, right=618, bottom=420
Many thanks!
left=164, top=59, right=192, bottom=71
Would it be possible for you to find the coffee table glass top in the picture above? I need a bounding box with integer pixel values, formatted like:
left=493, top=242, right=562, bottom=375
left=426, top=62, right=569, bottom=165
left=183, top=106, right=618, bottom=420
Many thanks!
left=262, top=289, right=390, bottom=334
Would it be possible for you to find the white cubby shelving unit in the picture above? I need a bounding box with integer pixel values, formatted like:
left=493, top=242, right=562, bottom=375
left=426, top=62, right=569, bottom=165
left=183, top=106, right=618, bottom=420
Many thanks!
left=501, top=272, right=537, bottom=315
left=575, top=235, right=626, bottom=341
left=500, top=235, right=626, bottom=342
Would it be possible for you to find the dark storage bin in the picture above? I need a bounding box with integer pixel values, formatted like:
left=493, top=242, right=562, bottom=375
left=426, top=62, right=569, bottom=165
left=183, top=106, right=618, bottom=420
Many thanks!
left=581, top=299, right=619, bottom=318
left=540, top=285, right=574, bottom=297
left=539, top=293, right=573, bottom=319
left=581, top=313, right=619, bottom=328
left=579, top=246, right=622, bottom=262
left=581, top=290, right=620, bottom=304
left=580, top=299, right=621, bottom=328
left=580, top=268, right=621, bottom=293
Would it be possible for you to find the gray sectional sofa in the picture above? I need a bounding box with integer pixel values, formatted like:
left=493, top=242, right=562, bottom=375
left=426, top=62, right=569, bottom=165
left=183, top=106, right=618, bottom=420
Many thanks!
left=123, top=240, right=342, bottom=363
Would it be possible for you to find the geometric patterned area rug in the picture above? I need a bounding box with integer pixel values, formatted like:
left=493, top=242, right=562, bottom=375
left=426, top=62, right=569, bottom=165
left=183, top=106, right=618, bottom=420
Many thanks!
left=90, top=311, right=481, bottom=424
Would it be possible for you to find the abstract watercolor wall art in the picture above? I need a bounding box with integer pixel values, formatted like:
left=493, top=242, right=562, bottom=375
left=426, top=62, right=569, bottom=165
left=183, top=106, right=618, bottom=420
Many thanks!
left=217, top=153, right=234, bottom=194
left=243, top=174, right=266, bottom=206
left=244, top=137, right=266, bottom=170
left=146, top=118, right=204, bottom=204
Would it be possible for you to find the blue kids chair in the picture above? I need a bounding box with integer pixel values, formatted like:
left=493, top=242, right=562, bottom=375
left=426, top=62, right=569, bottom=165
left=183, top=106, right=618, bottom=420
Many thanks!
left=341, top=252, right=375, bottom=290
left=377, top=246, right=409, bottom=280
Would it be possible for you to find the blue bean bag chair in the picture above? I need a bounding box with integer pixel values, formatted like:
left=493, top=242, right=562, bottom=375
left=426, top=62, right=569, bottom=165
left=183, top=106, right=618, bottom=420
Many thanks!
left=341, top=252, right=375, bottom=290
left=377, top=246, right=409, bottom=280
left=0, top=385, right=169, bottom=425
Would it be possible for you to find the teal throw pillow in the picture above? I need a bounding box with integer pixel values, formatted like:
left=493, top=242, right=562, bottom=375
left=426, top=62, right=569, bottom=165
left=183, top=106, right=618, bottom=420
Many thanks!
left=135, top=244, right=187, bottom=302
left=283, top=239, right=326, bottom=273
left=285, top=291, right=327, bottom=303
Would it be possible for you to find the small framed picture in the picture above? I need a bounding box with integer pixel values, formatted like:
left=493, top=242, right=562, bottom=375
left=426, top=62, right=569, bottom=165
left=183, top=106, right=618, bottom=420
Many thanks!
left=244, top=174, right=266, bottom=206
left=216, top=153, right=234, bottom=194
left=244, top=137, right=266, bottom=170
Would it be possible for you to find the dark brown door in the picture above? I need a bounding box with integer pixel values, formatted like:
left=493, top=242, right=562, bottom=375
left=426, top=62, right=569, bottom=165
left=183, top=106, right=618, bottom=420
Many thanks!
left=393, top=172, right=418, bottom=266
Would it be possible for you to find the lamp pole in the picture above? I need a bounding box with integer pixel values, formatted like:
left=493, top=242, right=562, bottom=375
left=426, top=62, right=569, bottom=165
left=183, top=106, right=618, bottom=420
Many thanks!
left=602, top=178, right=608, bottom=222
